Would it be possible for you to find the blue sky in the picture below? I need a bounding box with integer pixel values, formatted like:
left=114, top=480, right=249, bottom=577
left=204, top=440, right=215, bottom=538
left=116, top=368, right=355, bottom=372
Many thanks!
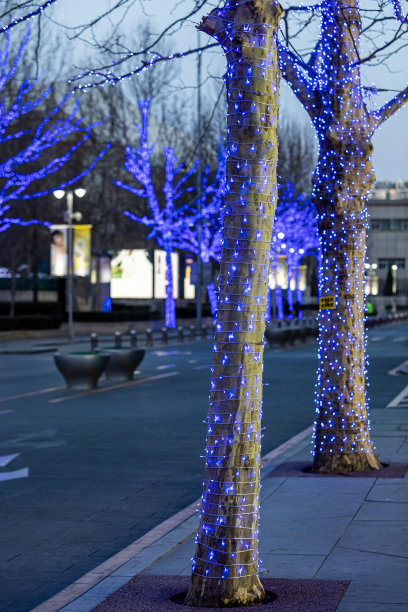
left=51, top=0, right=408, bottom=181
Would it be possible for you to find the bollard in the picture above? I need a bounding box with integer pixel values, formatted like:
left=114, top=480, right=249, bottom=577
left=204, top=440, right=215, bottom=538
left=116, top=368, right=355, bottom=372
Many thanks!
left=177, top=327, right=184, bottom=342
left=201, top=325, right=207, bottom=339
left=146, top=328, right=153, bottom=347
left=130, top=330, right=137, bottom=347
left=90, top=333, right=98, bottom=353
left=161, top=327, right=168, bottom=344
left=189, top=325, right=196, bottom=340
left=114, top=331, right=122, bottom=348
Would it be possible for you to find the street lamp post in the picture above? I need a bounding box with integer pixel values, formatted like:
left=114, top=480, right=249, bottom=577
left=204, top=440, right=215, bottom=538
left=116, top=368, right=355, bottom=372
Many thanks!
left=196, top=31, right=203, bottom=332
left=53, top=188, right=86, bottom=340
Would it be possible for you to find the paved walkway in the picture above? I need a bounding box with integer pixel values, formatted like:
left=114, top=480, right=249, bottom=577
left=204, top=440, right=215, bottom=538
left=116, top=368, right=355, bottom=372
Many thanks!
left=31, top=405, right=408, bottom=612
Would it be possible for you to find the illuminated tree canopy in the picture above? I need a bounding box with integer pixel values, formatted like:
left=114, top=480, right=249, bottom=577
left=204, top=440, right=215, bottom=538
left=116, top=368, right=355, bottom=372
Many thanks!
left=0, top=31, right=110, bottom=233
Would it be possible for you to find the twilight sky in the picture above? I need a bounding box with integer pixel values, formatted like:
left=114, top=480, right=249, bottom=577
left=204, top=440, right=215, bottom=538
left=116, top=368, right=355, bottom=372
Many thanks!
left=50, top=0, right=408, bottom=182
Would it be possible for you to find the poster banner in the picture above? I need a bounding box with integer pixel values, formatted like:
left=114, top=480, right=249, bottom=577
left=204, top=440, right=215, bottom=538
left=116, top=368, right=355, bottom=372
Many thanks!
left=50, top=225, right=92, bottom=277
left=111, top=250, right=153, bottom=299
left=50, top=225, right=68, bottom=277
left=73, top=225, right=92, bottom=277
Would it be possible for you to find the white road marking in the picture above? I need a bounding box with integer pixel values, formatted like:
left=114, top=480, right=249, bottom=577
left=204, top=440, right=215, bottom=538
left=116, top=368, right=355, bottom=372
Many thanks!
left=0, top=453, right=19, bottom=467
left=0, top=385, right=64, bottom=404
left=188, top=359, right=197, bottom=364
left=370, top=336, right=383, bottom=343
left=49, top=371, right=180, bottom=404
left=388, top=360, right=408, bottom=376
left=194, top=365, right=209, bottom=370
left=0, top=454, right=29, bottom=482
left=153, top=350, right=192, bottom=356
left=156, top=364, right=176, bottom=370
left=0, top=409, right=14, bottom=415
left=0, top=468, right=29, bottom=482
left=393, top=336, right=408, bottom=343
left=387, top=383, right=408, bottom=408
left=0, top=430, right=66, bottom=450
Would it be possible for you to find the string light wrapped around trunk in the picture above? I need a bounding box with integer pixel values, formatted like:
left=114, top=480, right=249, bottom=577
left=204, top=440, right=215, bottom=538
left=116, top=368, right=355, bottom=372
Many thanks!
left=185, top=0, right=282, bottom=607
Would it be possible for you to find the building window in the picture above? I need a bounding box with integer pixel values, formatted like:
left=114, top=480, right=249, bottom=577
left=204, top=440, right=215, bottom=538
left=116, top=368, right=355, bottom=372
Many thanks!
left=378, top=259, right=405, bottom=270
left=370, top=219, right=408, bottom=231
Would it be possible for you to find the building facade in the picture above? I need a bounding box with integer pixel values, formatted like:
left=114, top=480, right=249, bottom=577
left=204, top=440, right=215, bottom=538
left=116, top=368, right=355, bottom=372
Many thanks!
left=367, top=195, right=408, bottom=301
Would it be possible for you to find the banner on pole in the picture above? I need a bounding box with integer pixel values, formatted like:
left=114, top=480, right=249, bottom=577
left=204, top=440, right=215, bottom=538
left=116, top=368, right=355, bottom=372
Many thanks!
left=50, top=224, right=92, bottom=277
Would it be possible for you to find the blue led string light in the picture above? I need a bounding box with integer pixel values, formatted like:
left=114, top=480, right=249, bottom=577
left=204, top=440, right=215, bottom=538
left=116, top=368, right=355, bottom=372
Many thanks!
left=118, top=99, right=220, bottom=329
left=0, top=31, right=110, bottom=233
left=277, top=0, right=408, bottom=471
left=184, top=1, right=282, bottom=606
left=270, top=182, right=319, bottom=318
left=0, top=0, right=59, bottom=34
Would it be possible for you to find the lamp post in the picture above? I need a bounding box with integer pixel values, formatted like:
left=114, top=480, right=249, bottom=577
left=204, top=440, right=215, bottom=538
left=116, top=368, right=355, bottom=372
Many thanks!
left=196, top=31, right=203, bottom=332
left=53, top=188, right=86, bottom=340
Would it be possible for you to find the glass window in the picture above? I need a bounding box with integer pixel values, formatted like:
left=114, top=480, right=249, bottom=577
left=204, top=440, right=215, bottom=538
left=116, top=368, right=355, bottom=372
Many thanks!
left=370, top=218, right=408, bottom=231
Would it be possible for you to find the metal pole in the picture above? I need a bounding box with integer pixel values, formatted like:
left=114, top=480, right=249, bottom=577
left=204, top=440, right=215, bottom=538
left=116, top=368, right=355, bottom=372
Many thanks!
left=67, top=191, right=74, bottom=340
left=196, top=32, right=203, bottom=332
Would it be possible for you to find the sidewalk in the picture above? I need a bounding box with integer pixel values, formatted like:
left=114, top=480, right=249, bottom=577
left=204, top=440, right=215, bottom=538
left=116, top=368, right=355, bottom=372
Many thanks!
left=31, top=406, right=408, bottom=612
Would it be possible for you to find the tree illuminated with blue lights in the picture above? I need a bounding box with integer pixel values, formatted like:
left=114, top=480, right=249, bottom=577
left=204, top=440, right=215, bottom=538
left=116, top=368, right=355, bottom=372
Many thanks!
left=279, top=0, right=408, bottom=473
left=0, top=31, right=110, bottom=234
left=118, top=99, right=200, bottom=328
left=271, top=183, right=319, bottom=318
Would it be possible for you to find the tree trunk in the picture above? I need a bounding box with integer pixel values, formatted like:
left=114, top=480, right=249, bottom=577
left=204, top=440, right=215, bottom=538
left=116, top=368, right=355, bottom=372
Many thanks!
left=185, top=1, right=282, bottom=607
left=310, top=1, right=381, bottom=473
left=207, top=281, right=218, bottom=318
left=286, top=262, right=293, bottom=315
left=275, top=286, right=283, bottom=320
left=313, top=205, right=381, bottom=473
left=164, top=247, right=176, bottom=329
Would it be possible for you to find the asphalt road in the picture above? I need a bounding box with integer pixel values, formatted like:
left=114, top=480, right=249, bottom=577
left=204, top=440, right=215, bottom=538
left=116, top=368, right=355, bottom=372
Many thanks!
left=1, top=322, right=408, bottom=612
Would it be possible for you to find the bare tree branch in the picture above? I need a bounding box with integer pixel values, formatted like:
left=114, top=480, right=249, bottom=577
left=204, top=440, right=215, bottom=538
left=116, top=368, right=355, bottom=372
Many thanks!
left=0, top=0, right=59, bottom=33
left=374, top=83, right=408, bottom=127
left=69, top=43, right=218, bottom=91
left=278, top=43, right=320, bottom=119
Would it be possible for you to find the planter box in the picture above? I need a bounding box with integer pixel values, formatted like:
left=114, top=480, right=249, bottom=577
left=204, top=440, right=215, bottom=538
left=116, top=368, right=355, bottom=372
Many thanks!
left=103, top=348, right=145, bottom=381
left=54, top=352, right=110, bottom=390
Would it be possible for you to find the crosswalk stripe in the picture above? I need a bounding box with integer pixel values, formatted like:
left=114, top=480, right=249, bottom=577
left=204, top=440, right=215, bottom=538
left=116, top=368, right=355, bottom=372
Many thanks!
left=387, top=383, right=408, bottom=408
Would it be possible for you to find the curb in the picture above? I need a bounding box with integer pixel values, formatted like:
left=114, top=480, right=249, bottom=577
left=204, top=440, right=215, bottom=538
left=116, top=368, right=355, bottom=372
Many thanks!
left=30, top=426, right=313, bottom=612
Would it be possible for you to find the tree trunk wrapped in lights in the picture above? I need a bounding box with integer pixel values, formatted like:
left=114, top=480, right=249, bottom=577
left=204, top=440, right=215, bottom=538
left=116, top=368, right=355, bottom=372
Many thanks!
left=185, top=0, right=282, bottom=607
left=311, top=1, right=381, bottom=473
left=279, top=0, right=408, bottom=473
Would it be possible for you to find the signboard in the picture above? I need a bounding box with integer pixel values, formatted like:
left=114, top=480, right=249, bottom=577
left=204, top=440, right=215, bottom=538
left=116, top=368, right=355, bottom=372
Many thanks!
left=50, top=225, right=91, bottom=277
left=50, top=225, right=68, bottom=276
left=73, top=225, right=91, bottom=277
left=319, top=295, right=335, bottom=309
left=111, top=250, right=153, bottom=299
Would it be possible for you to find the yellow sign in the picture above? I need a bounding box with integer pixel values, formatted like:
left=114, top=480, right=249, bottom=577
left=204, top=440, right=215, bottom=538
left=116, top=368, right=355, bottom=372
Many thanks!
left=73, top=225, right=92, bottom=277
left=319, top=296, right=335, bottom=309
left=50, top=224, right=92, bottom=277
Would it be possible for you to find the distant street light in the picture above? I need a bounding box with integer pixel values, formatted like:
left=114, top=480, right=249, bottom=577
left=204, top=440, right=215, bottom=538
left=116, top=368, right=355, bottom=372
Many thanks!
left=53, top=189, right=86, bottom=340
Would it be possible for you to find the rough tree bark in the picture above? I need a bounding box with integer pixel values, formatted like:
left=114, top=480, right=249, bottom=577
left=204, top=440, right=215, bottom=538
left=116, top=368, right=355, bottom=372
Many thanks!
left=279, top=0, right=408, bottom=472
left=310, top=1, right=382, bottom=473
left=184, top=0, right=282, bottom=607
left=279, top=0, right=408, bottom=473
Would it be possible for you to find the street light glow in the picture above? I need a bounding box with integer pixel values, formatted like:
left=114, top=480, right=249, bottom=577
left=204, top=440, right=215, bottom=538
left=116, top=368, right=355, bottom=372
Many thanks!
left=74, top=188, right=86, bottom=198
left=53, top=190, right=65, bottom=199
